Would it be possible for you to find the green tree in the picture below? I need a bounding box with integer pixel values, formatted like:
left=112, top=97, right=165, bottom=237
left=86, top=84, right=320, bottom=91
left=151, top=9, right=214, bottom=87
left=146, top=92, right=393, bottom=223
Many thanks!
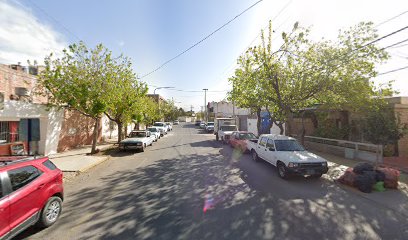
left=364, top=100, right=407, bottom=150
left=103, top=57, right=148, bottom=142
left=231, top=21, right=391, bottom=141
left=37, top=42, right=127, bottom=153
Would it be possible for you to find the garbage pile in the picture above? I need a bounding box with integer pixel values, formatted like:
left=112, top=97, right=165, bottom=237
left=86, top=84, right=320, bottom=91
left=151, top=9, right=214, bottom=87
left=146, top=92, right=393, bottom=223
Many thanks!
left=337, top=162, right=400, bottom=193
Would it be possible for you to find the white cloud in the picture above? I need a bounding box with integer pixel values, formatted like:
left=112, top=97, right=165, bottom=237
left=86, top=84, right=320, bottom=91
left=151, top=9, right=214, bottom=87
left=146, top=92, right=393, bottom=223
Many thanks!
left=118, top=40, right=125, bottom=47
left=0, top=0, right=67, bottom=65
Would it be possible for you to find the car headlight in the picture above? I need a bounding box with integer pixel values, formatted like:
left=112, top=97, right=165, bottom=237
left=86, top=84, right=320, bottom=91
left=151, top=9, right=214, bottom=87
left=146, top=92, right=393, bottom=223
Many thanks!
left=321, top=162, right=327, bottom=166
left=288, top=162, right=299, bottom=168
left=137, top=142, right=142, bottom=146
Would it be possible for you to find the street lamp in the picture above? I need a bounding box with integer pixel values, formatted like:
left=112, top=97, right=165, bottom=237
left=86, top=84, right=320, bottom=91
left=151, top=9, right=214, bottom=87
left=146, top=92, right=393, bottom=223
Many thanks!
left=154, top=86, right=174, bottom=95
left=203, top=88, right=208, bottom=122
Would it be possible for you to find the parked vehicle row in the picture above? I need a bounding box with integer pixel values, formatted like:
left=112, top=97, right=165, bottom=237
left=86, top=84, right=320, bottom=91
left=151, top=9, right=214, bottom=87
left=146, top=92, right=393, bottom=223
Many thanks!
left=225, top=130, right=329, bottom=180
left=0, top=156, right=64, bottom=240
left=118, top=121, right=174, bottom=152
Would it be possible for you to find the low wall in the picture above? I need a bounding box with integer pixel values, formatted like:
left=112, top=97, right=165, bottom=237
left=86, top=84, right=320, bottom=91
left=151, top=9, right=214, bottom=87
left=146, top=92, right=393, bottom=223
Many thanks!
left=303, top=136, right=383, bottom=163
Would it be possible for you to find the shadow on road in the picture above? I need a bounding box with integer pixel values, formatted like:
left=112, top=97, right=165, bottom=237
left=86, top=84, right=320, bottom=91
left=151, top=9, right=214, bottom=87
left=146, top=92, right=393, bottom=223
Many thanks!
left=18, top=143, right=408, bottom=239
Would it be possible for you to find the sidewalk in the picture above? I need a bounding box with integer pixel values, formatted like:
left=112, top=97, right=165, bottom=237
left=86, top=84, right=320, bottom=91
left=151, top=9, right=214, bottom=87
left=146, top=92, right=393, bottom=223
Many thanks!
left=49, top=143, right=115, bottom=174
left=312, top=150, right=408, bottom=218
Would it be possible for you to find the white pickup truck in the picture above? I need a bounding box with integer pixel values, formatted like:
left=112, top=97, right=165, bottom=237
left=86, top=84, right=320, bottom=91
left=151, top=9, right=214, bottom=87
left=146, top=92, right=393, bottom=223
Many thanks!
left=247, top=134, right=329, bottom=179
left=119, top=130, right=155, bottom=152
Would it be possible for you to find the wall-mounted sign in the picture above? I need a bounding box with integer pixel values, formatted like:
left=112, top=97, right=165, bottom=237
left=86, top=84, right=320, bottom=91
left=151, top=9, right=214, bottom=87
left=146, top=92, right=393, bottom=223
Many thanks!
left=10, top=143, right=25, bottom=155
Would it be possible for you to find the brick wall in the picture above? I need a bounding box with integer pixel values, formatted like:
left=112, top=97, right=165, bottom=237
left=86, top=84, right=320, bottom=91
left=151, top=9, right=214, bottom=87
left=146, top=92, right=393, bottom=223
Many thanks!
left=57, top=109, right=102, bottom=152
left=0, top=64, right=47, bottom=104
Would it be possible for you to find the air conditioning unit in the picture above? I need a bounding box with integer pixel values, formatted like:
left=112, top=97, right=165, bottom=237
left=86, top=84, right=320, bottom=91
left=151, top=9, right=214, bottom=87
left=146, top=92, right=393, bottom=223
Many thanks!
left=15, top=87, right=30, bottom=96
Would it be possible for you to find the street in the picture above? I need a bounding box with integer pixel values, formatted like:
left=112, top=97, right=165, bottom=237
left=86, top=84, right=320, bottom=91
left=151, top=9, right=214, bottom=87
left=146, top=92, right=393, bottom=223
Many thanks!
left=20, top=123, right=408, bottom=240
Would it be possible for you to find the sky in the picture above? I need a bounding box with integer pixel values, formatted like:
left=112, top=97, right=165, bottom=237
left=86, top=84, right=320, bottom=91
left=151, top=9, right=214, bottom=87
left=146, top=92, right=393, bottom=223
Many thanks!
left=1, top=0, right=407, bottom=111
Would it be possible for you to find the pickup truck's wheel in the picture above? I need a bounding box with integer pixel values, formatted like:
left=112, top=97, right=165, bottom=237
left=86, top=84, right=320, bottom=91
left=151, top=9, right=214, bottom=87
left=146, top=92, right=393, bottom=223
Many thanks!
left=37, top=196, right=62, bottom=228
left=149, top=141, right=153, bottom=146
left=277, top=162, right=288, bottom=179
left=141, top=144, right=146, bottom=152
left=251, top=150, right=259, bottom=162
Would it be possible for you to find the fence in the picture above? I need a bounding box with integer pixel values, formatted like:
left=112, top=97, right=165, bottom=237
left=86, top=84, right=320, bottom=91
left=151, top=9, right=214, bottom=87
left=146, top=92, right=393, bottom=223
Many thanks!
left=302, top=135, right=383, bottom=163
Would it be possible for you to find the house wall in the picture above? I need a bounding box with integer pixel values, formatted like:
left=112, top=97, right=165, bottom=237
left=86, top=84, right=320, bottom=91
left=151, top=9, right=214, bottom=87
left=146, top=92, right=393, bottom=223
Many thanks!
left=101, top=115, right=118, bottom=140
left=0, top=64, right=47, bottom=104
left=0, top=101, right=63, bottom=155
left=391, top=98, right=408, bottom=157
left=57, top=110, right=101, bottom=152
left=208, top=101, right=250, bottom=118
left=247, top=118, right=285, bottom=136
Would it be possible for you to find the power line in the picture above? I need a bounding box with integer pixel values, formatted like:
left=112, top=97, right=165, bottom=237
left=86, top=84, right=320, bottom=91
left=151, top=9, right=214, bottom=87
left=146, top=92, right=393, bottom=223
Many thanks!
left=378, top=65, right=408, bottom=75
left=140, top=0, right=265, bottom=79
left=375, top=10, right=408, bottom=28
left=26, top=0, right=82, bottom=43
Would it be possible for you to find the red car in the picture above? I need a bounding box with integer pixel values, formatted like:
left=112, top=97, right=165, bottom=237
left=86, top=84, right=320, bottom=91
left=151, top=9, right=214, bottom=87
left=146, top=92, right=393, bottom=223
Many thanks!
left=0, top=156, right=64, bottom=240
left=229, top=131, right=258, bottom=153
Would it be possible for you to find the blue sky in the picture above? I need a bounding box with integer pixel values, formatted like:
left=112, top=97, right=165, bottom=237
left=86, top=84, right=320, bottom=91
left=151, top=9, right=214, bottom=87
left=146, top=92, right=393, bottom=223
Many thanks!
left=1, top=0, right=408, bottom=111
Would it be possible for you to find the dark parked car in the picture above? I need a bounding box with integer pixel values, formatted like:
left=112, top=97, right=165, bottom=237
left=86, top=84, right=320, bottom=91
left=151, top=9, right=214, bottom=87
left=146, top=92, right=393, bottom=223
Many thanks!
left=0, top=156, right=64, bottom=240
left=195, top=120, right=201, bottom=126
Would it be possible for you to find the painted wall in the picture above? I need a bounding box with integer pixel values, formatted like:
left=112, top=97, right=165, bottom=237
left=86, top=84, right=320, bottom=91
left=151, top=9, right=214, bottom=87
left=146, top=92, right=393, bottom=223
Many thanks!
left=0, top=101, right=63, bottom=155
left=247, top=118, right=285, bottom=136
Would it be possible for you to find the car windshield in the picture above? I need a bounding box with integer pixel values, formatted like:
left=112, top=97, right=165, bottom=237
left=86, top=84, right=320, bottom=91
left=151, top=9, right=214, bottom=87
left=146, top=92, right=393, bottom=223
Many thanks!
left=220, top=126, right=236, bottom=131
left=153, top=123, right=164, bottom=127
left=148, top=128, right=157, bottom=132
left=239, top=133, right=256, bottom=140
left=207, top=122, right=214, bottom=126
left=274, top=140, right=305, bottom=151
left=129, top=132, right=146, bottom=138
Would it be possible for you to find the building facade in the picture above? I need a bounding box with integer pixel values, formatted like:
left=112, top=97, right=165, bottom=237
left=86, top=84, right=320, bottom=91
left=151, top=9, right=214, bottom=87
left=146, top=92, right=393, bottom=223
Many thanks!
left=0, top=63, right=102, bottom=156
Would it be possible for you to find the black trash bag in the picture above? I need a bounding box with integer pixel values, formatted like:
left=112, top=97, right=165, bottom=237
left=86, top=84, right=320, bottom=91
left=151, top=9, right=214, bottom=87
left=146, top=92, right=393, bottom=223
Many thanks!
left=375, top=170, right=386, bottom=182
left=353, top=162, right=374, bottom=174
left=355, top=172, right=376, bottom=193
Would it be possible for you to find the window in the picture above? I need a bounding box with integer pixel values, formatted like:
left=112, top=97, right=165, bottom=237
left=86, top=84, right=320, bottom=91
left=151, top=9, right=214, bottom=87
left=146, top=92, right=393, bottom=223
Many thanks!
left=259, top=137, right=267, bottom=147
left=8, top=166, right=42, bottom=192
left=266, top=139, right=275, bottom=149
left=0, top=121, right=20, bottom=144
left=43, top=160, right=57, bottom=170
left=274, top=140, right=305, bottom=151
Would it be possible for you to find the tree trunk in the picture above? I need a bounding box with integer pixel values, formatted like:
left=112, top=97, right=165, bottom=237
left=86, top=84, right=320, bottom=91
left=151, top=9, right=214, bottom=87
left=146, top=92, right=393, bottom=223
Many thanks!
left=277, top=123, right=284, bottom=135
left=285, top=109, right=294, bottom=137
left=117, top=122, right=123, bottom=143
left=256, top=108, right=262, bottom=136
left=91, top=117, right=100, bottom=154
left=300, top=111, right=306, bottom=145
left=124, top=125, right=128, bottom=140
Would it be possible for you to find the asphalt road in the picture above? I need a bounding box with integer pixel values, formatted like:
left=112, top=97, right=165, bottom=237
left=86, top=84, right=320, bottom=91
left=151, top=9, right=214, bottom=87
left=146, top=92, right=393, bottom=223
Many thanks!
left=19, top=123, right=408, bottom=240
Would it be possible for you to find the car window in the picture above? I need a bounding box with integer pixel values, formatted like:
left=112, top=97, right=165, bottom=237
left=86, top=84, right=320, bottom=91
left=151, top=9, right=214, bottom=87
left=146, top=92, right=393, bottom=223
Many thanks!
left=220, top=126, right=236, bottom=131
left=274, top=140, right=305, bottom=151
left=153, top=123, right=164, bottom=127
left=266, top=139, right=275, bottom=149
left=239, top=133, right=257, bottom=140
left=148, top=128, right=157, bottom=132
left=43, top=160, right=57, bottom=170
left=130, top=132, right=146, bottom=138
left=8, top=166, right=42, bottom=192
left=259, top=137, right=267, bottom=147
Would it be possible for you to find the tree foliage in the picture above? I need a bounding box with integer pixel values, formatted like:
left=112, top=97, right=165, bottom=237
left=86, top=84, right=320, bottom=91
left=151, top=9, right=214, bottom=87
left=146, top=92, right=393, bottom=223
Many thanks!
left=36, top=42, right=147, bottom=152
left=228, top=21, right=392, bottom=138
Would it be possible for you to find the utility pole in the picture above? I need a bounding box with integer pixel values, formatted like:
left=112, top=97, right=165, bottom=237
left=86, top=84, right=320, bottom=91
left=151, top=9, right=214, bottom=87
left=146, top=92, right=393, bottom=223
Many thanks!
left=203, top=88, right=208, bottom=122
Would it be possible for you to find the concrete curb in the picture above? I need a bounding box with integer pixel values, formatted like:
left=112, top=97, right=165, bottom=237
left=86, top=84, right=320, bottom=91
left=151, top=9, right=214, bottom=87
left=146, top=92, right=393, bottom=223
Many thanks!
left=78, top=156, right=110, bottom=173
